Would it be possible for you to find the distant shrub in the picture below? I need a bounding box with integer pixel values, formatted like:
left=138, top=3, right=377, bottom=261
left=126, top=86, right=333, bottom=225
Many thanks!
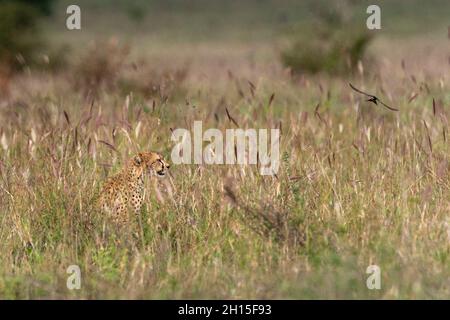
left=12, top=0, right=55, bottom=15
left=124, top=2, right=147, bottom=24
left=281, top=27, right=373, bottom=75
left=73, top=39, right=131, bottom=95
left=73, top=39, right=188, bottom=99
left=0, top=2, right=41, bottom=69
left=280, top=0, right=374, bottom=75
left=0, top=0, right=55, bottom=71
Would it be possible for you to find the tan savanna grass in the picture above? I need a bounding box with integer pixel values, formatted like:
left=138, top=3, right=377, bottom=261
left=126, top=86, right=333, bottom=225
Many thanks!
left=0, top=2, right=449, bottom=299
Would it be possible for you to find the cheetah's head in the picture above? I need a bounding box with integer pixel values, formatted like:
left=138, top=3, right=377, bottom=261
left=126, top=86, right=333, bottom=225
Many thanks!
left=133, top=151, right=170, bottom=178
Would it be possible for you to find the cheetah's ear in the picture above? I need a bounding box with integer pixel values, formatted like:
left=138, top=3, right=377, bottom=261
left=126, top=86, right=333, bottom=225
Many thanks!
left=133, top=154, right=143, bottom=165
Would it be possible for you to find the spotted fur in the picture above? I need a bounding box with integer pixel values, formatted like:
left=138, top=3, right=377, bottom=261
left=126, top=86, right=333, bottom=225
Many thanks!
left=98, top=151, right=170, bottom=223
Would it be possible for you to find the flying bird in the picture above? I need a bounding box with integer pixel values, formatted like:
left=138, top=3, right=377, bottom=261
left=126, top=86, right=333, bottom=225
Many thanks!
left=349, top=83, right=398, bottom=112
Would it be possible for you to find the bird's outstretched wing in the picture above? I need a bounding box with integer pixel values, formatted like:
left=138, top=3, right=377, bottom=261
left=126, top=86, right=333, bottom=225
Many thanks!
left=378, top=100, right=398, bottom=112
left=349, top=82, right=398, bottom=112
left=349, top=83, right=374, bottom=98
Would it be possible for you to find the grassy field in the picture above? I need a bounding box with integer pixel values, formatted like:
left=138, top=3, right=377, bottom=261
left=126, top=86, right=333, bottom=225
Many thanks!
left=0, top=0, right=449, bottom=299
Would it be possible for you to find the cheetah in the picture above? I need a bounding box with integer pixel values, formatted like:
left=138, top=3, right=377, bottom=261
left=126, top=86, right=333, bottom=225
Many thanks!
left=98, top=151, right=170, bottom=223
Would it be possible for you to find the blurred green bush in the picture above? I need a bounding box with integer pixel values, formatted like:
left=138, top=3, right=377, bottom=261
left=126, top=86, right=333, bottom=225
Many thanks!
left=280, top=1, right=374, bottom=75
left=0, top=0, right=55, bottom=70
left=13, top=0, right=54, bottom=15
left=281, top=27, right=373, bottom=75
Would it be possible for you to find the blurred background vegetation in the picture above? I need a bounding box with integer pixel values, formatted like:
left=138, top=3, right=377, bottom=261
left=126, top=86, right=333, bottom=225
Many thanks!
left=0, top=0, right=448, bottom=75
